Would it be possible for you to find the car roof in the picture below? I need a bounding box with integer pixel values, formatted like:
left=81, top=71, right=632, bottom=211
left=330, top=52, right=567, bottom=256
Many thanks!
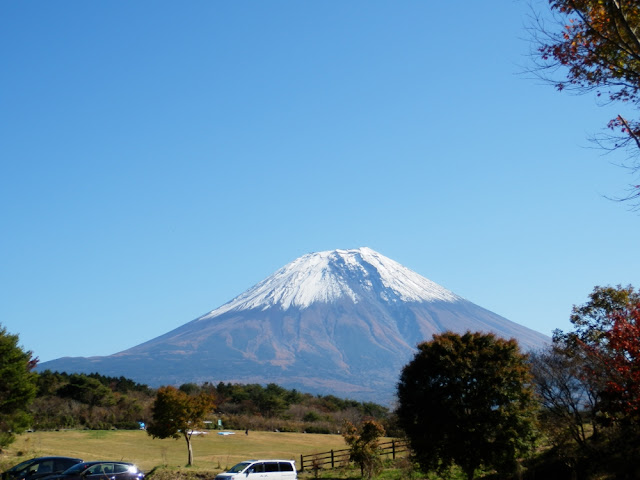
left=28, top=458, right=83, bottom=462
left=3, top=459, right=83, bottom=474
left=246, top=460, right=295, bottom=463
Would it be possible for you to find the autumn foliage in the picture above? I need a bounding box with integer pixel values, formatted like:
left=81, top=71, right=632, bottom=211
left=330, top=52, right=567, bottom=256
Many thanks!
left=540, top=1, right=640, bottom=96
left=542, top=286, right=640, bottom=477
left=147, top=386, right=216, bottom=466
left=342, top=419, right=386, bottom=480
left=534, top=1, right=640, bottom=201
left=585, top=301, right=640, bottom=421
left=554, top=285, right=640, bottom=425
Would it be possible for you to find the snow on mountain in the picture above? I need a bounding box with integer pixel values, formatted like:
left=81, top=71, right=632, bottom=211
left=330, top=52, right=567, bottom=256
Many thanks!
left=203, top=247, right=460, bottom=318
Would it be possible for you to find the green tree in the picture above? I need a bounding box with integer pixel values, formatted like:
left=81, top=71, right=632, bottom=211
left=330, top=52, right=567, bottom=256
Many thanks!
left=147, top=386, right=215, bottom=466
left=396, top=332, right=537, bottom=480
left=531, top=1, right=640, bottom=204
left=57, top=373, right=116, bottom=407
left=0, top=325, right=38, bottom=451
left=342, top=419, right=386, bottom=480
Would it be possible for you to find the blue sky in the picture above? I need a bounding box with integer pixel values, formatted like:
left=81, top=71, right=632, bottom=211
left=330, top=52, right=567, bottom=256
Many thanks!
left=2, top=1, right=638, bottom=363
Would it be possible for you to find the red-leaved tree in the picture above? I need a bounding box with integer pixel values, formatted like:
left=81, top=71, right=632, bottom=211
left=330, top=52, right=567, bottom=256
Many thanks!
left=587, top=303, right=640, bottom=422
left=541, top=286, right=640, bottom=475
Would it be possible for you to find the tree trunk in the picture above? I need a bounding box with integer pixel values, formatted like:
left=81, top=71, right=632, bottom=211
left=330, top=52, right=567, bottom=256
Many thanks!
left=184, top=432, right=193, bottom=466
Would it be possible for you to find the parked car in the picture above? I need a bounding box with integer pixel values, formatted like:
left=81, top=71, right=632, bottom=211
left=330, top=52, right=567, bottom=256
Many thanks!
left=42, top=462, right=144, bottom=480
left=2, top=457, right=83, bottom=480
left=215, top=460, right=296, bottom=480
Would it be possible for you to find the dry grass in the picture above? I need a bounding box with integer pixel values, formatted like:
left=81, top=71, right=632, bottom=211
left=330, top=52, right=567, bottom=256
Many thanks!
left=0, top=430, right=349, bottom=474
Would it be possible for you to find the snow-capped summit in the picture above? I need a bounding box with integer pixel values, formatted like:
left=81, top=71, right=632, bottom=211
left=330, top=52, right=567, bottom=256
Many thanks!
left=37, top=248, right=549, bottom=404
left=204, top=247, right=459, bottom=317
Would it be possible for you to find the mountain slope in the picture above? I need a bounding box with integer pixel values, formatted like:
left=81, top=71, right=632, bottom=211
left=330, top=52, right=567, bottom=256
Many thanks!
left=38, top=247, right=549, bottom=403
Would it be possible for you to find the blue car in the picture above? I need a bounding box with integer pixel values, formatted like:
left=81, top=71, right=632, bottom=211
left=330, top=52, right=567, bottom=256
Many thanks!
left=2, top=457, right=83, bottom=480
left=42, top=462, right=144, bottom=480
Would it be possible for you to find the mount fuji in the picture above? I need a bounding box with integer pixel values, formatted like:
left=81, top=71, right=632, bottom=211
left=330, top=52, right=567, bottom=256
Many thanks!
left=38, top=247, right=549, bottom=403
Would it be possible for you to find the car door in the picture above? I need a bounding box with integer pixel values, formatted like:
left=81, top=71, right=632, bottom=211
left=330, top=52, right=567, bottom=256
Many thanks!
left=26, top=460, right=55, bottom=480
left=53, top=460, right=82, bottom=476
left=83, top=464, right=109, bottom=480
left=262, top=463, right=279, bottom=480
left=244, top=462, right=264, bottom=480
left=277, top=463, right=296, bottom=480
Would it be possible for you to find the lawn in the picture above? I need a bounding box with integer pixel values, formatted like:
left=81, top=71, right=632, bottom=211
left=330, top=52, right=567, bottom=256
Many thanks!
left=0, top=430, right=349, bottom=474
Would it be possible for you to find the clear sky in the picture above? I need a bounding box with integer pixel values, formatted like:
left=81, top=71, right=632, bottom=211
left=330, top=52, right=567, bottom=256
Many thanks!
left=2, top=1, right=639, bottom=364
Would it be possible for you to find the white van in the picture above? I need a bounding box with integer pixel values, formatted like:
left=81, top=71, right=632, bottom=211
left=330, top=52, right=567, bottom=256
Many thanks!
left=214, top=460, right=296, bottom=480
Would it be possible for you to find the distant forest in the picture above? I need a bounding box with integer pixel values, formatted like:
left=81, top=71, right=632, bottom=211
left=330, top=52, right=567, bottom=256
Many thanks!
left=31, top=370, right=398, bottom=435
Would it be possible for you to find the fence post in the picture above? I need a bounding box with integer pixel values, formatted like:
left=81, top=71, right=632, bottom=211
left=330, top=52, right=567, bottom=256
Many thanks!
left=392, top=440, right=396, bottom=459
left=300, top=454, right=304, bottom=471
left=331, top=449, right=334, bottom=468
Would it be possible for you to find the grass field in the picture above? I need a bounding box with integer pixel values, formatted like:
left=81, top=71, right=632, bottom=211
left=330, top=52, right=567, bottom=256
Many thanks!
left=0, top=430, right=351, bottom=474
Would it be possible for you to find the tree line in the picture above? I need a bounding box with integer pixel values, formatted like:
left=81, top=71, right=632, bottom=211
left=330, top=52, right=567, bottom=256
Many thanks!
left=0, top=365, right=395, bottom=440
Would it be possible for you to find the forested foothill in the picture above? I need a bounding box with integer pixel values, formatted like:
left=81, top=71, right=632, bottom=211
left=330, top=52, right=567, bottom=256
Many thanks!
left=27, top=371, right=396, bottom=436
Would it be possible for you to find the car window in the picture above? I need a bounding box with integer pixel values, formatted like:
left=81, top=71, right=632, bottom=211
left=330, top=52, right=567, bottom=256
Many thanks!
left=35, top=461, right=55, bottom=475
left=8, top=460, right=35, bottom=473
left=112, top=465, right=132, bottom=474
left=86, top=465, right=105, bottom=475
left=264, top=463, right=279, bottom=473
left=278, top=463, right=294, bottom=472
left=54, top=460, right=77, bottom=472
left=227, top=462, right=251, bottom=474
left=63, top=464, right=89, bottom=475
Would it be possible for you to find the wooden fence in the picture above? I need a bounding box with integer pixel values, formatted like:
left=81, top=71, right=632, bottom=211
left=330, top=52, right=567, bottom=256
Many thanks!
left=299, top=439, right=409, bottom=472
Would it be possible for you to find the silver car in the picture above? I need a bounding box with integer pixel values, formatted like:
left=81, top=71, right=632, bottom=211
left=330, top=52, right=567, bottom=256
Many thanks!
left=215, top=460, right=296, bottom=480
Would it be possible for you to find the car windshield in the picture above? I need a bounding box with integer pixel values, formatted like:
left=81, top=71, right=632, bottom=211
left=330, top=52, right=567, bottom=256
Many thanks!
left=61, top=464, right=90, bottom=475
left=7, top=460, right=36, bottom=473
left=226, top=462, right=252, bottom=474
